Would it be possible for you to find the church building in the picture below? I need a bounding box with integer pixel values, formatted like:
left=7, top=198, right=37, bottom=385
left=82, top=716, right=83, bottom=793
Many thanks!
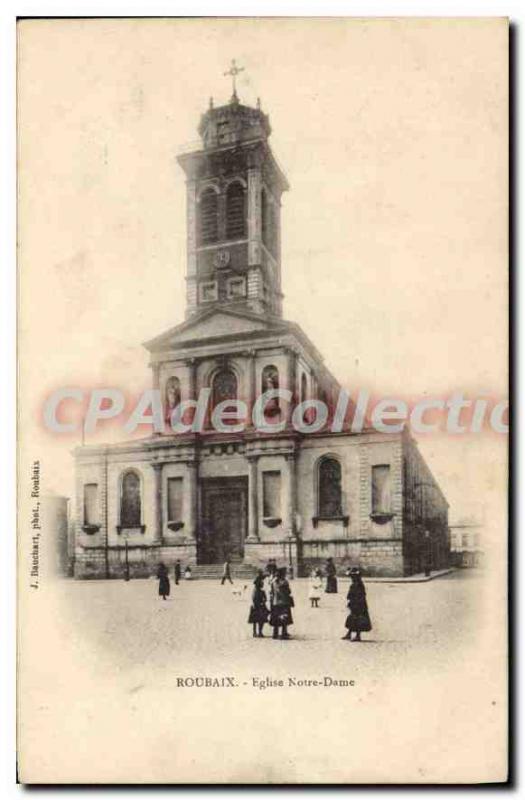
left=73, top=78, right=450, bottom=579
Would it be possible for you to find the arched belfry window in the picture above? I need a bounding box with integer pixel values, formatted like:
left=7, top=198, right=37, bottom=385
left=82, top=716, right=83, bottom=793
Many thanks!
left=199, top=188, right=219, bottom=245
left=261, top=364, right=280, bottom=416
left=212, top=369, right=238, bottom=409
left=226, top=182, right=246, bottom=240
left=261, top=188, right=269, bottom=247
left=120, top=470, right=142, bottom=528
left=318, top=457, right=343, bottom=518
left=262, top=188, right=277, bottom=255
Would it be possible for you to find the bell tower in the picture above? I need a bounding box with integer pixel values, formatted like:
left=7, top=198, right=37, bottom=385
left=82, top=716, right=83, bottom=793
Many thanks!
left=177, top=63, right=289, bottom=319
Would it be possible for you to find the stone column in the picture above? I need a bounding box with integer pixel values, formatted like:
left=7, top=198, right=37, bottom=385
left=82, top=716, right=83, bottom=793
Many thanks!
left=151, top=363, right=160, bottom=390
left=152, top=364, right=162, bottom=436
left=246, top=349, right=257, bottom=426
left=286, top=347, right=297, bottom=425
left=152, top=462, right=164, bottom=545
left=247, top=454, right=260, bottom=542
left=186, top=460, right=199, bottom=541
left=186, top=180, right=198, bottom=317
left=285, top=452, right=298, bottom=539
left=247, top=167, right=262, bottom=266
left=186, top=357, right=198, bottom=403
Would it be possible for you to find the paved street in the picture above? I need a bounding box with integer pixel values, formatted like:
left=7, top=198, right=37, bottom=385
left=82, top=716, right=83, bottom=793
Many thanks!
left=58, top=569, right=483, bottom=681
left=24, top=568, right=503, bottom=783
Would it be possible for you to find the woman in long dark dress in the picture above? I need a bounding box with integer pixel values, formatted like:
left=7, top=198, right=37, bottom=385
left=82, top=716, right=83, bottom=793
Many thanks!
left=342, top=568, right=372, bottom=641
left=270, top=567, right=294, bottom=639
left=325, top=557, right=338, bottom=594
left=248, top=575, right=269, bottom=637
left=156, top=562, right=170, bottom=600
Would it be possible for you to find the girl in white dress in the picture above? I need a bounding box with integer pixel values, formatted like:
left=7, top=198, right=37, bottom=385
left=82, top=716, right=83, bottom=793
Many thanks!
left=308, top=568, right=323, bottom=608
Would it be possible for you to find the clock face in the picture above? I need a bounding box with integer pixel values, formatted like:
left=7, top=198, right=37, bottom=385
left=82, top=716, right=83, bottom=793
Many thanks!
left=213, top=250, right=231, bottom=269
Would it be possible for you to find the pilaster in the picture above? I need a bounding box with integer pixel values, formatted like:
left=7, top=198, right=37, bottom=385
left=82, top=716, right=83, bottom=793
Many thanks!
left=247, top=454, right=260, bottom=542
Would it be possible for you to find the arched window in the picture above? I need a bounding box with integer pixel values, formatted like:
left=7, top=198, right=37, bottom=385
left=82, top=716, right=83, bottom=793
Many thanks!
left=120, top=470, right=142, bottom=528
left=164, top=376, right=181, bottom=425
left=261, top=364, right=280, bottom=416
left=199, top=188, right=219, bottom=245
left=318, top=457, right=343, bottom=518
left=226, top=182, right=246, bottom=239
left=212, top=369, right=238, bottom=409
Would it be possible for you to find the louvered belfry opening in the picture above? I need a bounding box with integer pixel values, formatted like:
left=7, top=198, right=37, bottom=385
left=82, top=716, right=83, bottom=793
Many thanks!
left=226, top=181, right=246, bottom=240
left=261, top=188, right=269, bottom=247
left=199, top=188, right=219, bottom=245
left=261, top=187, right=276, bottom=255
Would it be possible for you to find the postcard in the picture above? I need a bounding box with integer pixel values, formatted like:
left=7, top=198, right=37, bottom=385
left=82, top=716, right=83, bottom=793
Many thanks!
left=17, top=17, right=508, bottom=783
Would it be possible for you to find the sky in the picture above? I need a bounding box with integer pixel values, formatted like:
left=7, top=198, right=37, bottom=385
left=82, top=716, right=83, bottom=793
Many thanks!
left=18, top=18, right=508, bottom=527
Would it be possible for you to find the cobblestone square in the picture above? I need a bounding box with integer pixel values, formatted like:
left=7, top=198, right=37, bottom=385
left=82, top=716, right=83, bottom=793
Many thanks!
left=22, top=568, right=501, bottom=784
left=61, top=570, right=481, bottom=680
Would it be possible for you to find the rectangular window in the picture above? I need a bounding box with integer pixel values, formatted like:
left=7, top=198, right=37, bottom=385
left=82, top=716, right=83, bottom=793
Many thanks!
left=83, top=483, right=98, bottom=526
left=371, top=465, right=391, bottom=514
left=226, top=276, right=246, bottom=299
left=199, top=281, right=218, bottom=303
left=462, top=533, right=469, bottom=548
left=167, top=477, right=183, bottom=522
left=263, top=471, right=281, bottom=519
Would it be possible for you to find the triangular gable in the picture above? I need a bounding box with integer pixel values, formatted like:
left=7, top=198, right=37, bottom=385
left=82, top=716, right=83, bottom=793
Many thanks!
left=144, top=307, right=286, bottom=352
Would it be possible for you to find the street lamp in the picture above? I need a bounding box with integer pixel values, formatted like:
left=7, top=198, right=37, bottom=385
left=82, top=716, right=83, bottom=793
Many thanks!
left=287, top=534, right=294, bottom=579
left=124, top=537, right=130, bottom=582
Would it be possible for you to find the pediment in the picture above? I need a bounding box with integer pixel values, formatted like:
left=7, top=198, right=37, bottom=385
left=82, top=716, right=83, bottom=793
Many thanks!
left=176, top=311, right=268, bottom=342
left=144, top=308, right=287, bottom=352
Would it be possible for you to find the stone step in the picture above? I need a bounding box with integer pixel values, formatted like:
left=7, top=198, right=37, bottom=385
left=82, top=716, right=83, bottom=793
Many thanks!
left=189, top=564, right=259, bottom=580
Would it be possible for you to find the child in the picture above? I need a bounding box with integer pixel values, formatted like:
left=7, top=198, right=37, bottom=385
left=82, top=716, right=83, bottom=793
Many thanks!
left=269, top=567, right=294, bottom=640
left=184, top=565, right=192, bottom=580
left=308, top=568, right=322, bottom=608
left=248, top=575, right=269, bottom=637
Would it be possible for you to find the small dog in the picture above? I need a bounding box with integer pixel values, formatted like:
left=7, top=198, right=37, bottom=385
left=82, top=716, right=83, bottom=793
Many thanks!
left=231, top=584, right=248, bottom=598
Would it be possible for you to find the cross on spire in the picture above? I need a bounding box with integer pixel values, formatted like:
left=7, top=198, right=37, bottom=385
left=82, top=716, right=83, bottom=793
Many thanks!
left=224, top=59, right=245, bottom=100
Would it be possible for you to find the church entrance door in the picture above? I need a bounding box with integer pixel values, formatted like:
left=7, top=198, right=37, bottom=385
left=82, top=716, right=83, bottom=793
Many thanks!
left=199, top=478, right=247, bottom=564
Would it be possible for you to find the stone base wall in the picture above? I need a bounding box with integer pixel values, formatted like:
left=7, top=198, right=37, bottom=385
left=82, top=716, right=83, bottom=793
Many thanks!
left=74, top=543, right=197, bottom=579
left=244, top=540, right=300, bottom=574
left=73, top=539, right=405, bottom=579
left=299, top=539, right=404, bottom=578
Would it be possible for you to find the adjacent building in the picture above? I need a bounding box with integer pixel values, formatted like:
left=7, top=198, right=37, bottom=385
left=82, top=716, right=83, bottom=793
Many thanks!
left=449, top=517, right=484, bottom=568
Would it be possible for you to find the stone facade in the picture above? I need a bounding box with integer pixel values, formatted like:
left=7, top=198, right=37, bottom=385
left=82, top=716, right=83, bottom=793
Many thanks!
left=74, top=426, right=448, bottom=578
left=73, top=92, right=449, bottom=579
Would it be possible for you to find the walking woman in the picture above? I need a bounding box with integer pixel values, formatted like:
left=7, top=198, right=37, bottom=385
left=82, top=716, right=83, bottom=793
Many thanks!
left=325, top=557, right=338, bottom=594
left=270, top=567, right=294, bottom=639
left=342, top=568, right=372, bottom=641
left=156, top=562, right=170, bottom=600
left=248, top=574, right=269, bottom=637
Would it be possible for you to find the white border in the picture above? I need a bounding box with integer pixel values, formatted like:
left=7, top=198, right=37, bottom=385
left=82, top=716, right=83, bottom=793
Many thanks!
left=1, top=2, right=518, bottom=797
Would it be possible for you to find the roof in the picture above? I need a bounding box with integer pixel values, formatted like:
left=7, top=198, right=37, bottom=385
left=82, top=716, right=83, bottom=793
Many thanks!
left=143, top=305, right=339, bottom=387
